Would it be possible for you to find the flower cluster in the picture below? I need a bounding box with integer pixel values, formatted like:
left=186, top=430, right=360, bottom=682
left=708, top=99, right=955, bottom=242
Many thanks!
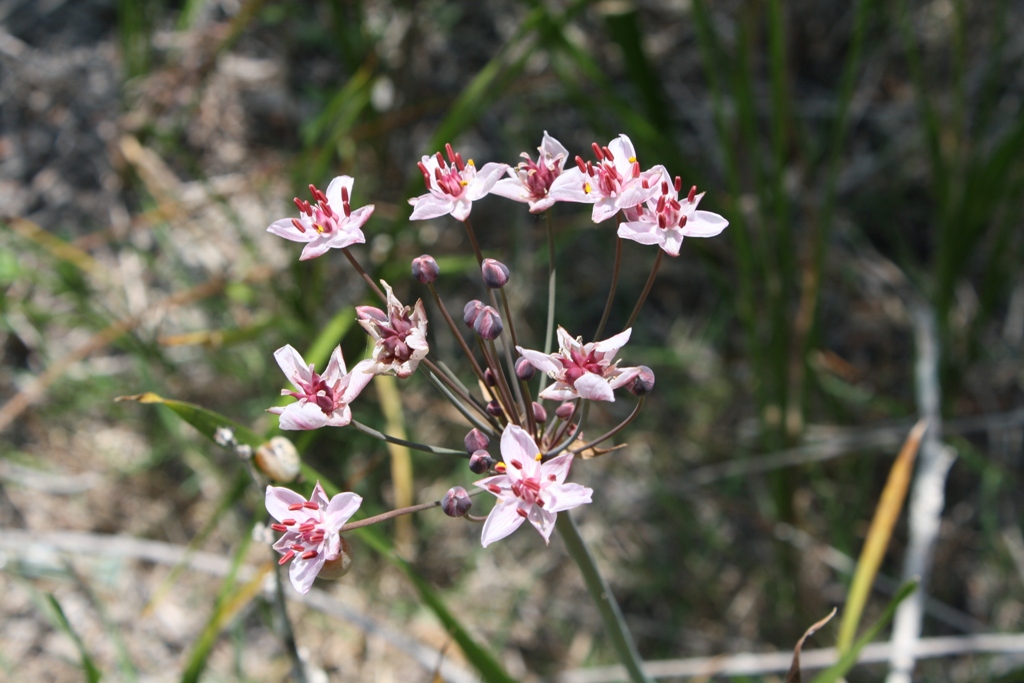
left=261, top=132, right=727, bottom=593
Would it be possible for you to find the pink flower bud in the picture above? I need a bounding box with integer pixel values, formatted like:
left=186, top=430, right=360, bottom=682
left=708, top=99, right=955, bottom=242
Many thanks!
left=486, top=400, right=503, bottom=417
left=532, top=401, right=547, bottom=423
left=514, top=357, right=535, bottom=381
left=484, top=368, right=497, bottom=386
left=464, top=428, right=490, bottom=454
left=473, top=305, right=503, bottom=340
left=442, top=486, right=473, bottom=517
left=469, top=450, right=493, bottom=474
left=481, top=258, right=510, bottom=288
left=411, top=254, right=439, bottom=284
left=555, top=401, right=575, bottom=419
left=627, top=365, right=655, bottom=396
left=463, top=300, right=484, bottom=327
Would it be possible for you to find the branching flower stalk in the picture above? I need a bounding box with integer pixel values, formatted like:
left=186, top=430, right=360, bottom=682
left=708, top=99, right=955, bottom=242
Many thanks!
left=258, top=133, right=727, bottom=683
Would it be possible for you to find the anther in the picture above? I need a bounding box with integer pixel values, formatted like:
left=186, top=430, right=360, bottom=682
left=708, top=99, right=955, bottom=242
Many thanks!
left=575, top=156, right=587, bottom=172
left=488, top=484, right=501, bottom=494
left=301, top=550, right=318, bottom=560
left=288, top=503, right=305, bottom=511
left=516, top=508, right=529, bottom=518
left=674, top=176, right=682, bottom=192
left=303, top=501, right=319, bottom=510
left=495, top=462, right=506, bottom=473
left=603, top=146, right=614, bottom=161
left=279, top=550, right=295, bottom=565
left=688, top=185, right=697, bottom=203
left=282, top=519, right=296, bottom=526
left=548, top=474, right=557, bottom=481
left=445, top=143, right=455, bottom=164
left=290, top=218, right=306, bottom=233
left=271, top=523, right=288, bottom=532
left=679, top=215, right=687, bottom=227
left=341, top=186, right=349, bottom=203
left=591, top=142, right=603, bottom=160
left=661, top=181, right=669, bottom=195
left=632, top=161, right=640, bottom=178
left=292, top=544, right=305, bottom=552
left=454, top=152, right=465, bottom=171
left=510, top=459, right=523, bottom=469
left=435, top=151, right=445, bottom=166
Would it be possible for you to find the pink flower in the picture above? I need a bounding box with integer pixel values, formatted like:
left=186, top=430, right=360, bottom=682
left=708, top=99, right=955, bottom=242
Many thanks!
left=266, top=482, right=362, bottom=594
left=356, top=281, right=429, bottom=378
left=489, top=131, right=569, bottom=213
left=517, top=327, right=642, bottom=402
left=408, top=144, right=508, bottom=221
left=267, top=176, right=374, bottom=261
left=268, top=344, right=374, bottom=430
left=474, top=424, right=593, bottom=547
left=617, top=172, right=728, bottom=256
left=547, top=134, right=664, bottom=223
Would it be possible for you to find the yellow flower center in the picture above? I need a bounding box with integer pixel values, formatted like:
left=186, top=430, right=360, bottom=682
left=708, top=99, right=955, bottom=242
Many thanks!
left=583, top=182, right=592, bottom=194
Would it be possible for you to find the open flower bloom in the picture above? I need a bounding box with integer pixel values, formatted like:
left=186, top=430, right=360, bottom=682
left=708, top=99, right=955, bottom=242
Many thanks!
left=547, top=134, right=664, bottom=223
left=356, top=281, right=429, bottom=378
left=268, top=344, right=374, bottom=430
left=267, top=176, right=374, bottom=260
left=489, top=131, right=568, bottom=213
left=474, top=424, right=593, bottom=547
left=409, top=144, right=508, bottom=222
left=618, top=171, right=728, bottom=256
left=518, top=327, right=642, bottom=402
left=266, top=482, right=362, bottom=594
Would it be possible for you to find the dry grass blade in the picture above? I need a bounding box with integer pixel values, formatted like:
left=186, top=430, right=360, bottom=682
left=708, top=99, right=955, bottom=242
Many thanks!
left=786, top=608, right=837, bottom=683
left=836, top=419, right=927, bottom=653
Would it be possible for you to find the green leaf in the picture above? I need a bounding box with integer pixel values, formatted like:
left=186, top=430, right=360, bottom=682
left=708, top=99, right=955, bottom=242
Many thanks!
left=115, top=392, right=263, bottom=449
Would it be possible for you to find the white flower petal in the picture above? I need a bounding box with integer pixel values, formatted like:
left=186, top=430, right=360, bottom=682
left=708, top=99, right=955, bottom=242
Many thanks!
left=278, top=401, right=330, bottom=430
left=544, top=483, right=593, bottom=513
left=274, top=345, right=310, bottom=387
left=409, top=194, right=455, bottom=220
left=267, top=218, right=313, bottom=243
left=265, top=485, right=307, bottom=522
left=325, top=492, right=362, bottom=532
left=573, top=372, right=615, bottom=402
left=480, top=500, right=526, bottom=547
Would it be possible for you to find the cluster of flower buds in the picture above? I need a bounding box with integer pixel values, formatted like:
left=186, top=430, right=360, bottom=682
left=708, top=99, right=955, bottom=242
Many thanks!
left=260, top=132, right=727, bottom=593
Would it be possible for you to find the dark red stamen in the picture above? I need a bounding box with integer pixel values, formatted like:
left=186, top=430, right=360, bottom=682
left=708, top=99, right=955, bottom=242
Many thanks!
left=445, top=143, right=455, bottom=164
left=341, top=186, right=349, bottom=203
left=281, top=519, right=296, bottom=526
left=591, top=142, right=603, bottom=160
left=271, top=523, right=288, bottom=532
left=516, top=508, right=529, bottom=518
left=488, top=484, right=501, bottom=494
left=510, top=459, right=523, bottom=469
left=279, top=550, right=295, bottom=565
left=435, top=151, right=445, bottom=166
left=548, top=474, right=557, bottom=481
left=603, top=146, right=614, bottom=161
left=688, top=185, right=697, bottom=203
left=288, top=503, right=304, bottom=511
left=575, top=156, right=586, bottom=172
left=303, top=501, right=319, bottom=510
left=674, top=176, right=682, bottom=192
left=290, top=218, right=306, bottom=233
left=301, top=550, right=318, bottom=560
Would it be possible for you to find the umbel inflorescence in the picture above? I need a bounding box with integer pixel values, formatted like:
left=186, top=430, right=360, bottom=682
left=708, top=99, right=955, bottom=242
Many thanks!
left=264, top=133, right=727, bottom=594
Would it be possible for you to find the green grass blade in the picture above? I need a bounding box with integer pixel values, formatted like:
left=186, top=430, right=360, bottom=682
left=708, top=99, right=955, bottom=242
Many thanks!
left=44, top=593, right=103, bottom=683
left=811, top=580, right=918, bottom=683
left=115, top=392, right=264, bottom=449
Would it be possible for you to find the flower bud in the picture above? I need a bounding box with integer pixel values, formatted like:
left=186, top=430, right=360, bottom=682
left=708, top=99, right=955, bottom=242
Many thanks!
left=514, top=357, right=535, bottom=381
left=486, top=400, right=503, bottom=417
left=254, top=436, right=301, bottom=482
left=463, top=299, right=484, bottom=327
left=481, top=258, right=510, bottom=288
left=532, top=401, right=547, bottom=423
left=628, top=365, right=655, bottom=396
left=356, top=305, right=388, bottom=323
left=473, top=305, right=503, bottom=340
left=464, top=428, right=490, bottom=454
left=411, top=254, right=439, bottom=284
left=484, top=368, right=497, bottom=386
left=469, top=450, right=493, bottom=474
left=555, top=401, right=575, bottom=419
left=442, top=486, right=473, bottom=517
left=317, top=536, right=353, bottom=580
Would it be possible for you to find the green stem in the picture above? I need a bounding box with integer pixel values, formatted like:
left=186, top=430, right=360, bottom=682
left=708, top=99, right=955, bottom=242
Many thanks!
left=594, top=236, right=623, bottom=340
left=556, top=512, right=652, bottom=683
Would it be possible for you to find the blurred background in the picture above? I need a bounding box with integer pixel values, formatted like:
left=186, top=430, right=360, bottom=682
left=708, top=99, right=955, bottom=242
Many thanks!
left=1, top=0, right=1023, bottom=680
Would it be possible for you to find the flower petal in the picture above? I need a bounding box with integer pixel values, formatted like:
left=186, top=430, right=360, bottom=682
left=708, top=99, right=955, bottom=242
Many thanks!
left=684, top=210, right=729, bottom=238
left=501, top=424, right=542, bottom=480
left=341, top=359, right=376, bottom=404
left=274, top=345, right=310, bottom=387
left=544, top=483, right=593, bottom=514
left=450, top=198, right=472, bottom=222
left=465, top=162, right=508, bottom=200
left=594, top=328, right=632, bottom=356
left=325, top=492, right=363, bottom=532
left=541, top=452, right=575, bottom=485
left=310, top=481, right=330, bottom=509
left=548, top=169, right=598, bottom=204
left=516, top=346, right=561, bottom=375
left=573, top=372, right=615, bottom=402
left=540, top=131, right=569, bottom=168
left=277, top=401, right=330, bottom=430
left=266, top=485, right=307, bottom=522
left=325, top=175, right=354, bottom=208
left=617, top=221, right=664, bottom=246
left=608, top=365, right=643, bottom=390
left=324, top=345, right=347, bottom=382
left=526, top=505, right=558, bottom=544
left=489, top=177, right=531, bottom=203
left=289, top=554, right=325, bottom=594
left=537, top=382, right=578, bottom=402
left=267, top=218, right=313, bottom=243
left=608, top=134, right=636, bottom=166
left=409, top=194, right=455, bottom=220
left=480, top=500, right=526, bottom=547
left=299, top=237, right=333, bottom=261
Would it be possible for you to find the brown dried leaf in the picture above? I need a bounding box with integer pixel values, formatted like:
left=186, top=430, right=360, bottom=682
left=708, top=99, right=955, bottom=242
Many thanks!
left=786, top=607, right=837, bottom=683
